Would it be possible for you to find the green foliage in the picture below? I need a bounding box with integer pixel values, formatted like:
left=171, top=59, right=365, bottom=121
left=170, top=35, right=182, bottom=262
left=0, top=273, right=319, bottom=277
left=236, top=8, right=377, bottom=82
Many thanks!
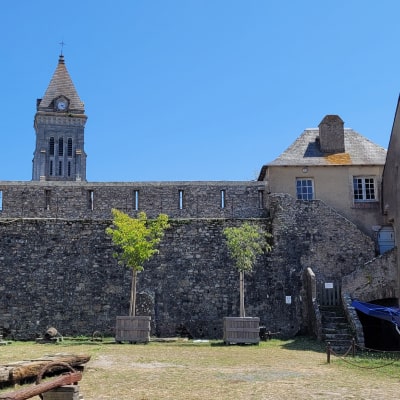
left=223, top=222, right=272, bottom=272
left=106, top=209, right=170, bottom=273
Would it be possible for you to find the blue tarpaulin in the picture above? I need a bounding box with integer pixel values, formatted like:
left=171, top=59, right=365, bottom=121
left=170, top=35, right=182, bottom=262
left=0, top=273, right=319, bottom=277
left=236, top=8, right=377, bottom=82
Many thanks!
left=351, top=300, right=400, bottom=333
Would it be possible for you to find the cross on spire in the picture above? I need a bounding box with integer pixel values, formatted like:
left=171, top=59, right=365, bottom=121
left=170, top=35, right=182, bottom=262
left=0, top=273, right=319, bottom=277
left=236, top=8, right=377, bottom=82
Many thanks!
left=59, top=40, right=66, bottom=56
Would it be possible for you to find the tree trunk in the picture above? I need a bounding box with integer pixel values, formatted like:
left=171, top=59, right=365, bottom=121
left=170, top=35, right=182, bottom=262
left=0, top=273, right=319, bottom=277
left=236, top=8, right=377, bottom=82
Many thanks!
left=0, top=354, right=90, bottom=386
left=129, top=269, right=137, bottom=317
left=239, top=270, right=245, bottom=317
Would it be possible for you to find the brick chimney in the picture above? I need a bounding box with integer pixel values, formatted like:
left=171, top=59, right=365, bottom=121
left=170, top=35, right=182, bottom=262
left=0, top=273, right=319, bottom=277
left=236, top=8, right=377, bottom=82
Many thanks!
left=318, top=115, right=345, bottom=153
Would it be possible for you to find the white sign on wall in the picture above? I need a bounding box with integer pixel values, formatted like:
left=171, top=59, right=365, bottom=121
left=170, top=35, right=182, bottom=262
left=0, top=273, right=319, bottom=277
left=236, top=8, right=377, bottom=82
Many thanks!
left=285, top=296, right=292, bottom=304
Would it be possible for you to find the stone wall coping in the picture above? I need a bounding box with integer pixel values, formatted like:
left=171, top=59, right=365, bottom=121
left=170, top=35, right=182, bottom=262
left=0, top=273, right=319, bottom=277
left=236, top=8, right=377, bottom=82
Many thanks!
left=0, top=180, right=265, bottom=188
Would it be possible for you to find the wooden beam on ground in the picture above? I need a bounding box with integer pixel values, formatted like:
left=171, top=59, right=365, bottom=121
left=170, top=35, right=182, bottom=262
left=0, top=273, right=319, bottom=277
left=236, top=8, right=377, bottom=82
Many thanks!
left=0, top=354, right=90, bottom=386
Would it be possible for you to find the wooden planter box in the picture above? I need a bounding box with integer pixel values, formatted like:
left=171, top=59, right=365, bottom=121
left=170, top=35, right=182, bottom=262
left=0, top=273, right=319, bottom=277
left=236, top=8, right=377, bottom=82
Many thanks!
left=115, top=316, right=151, bottom=343
left=223, top=317, right=260, bottom=344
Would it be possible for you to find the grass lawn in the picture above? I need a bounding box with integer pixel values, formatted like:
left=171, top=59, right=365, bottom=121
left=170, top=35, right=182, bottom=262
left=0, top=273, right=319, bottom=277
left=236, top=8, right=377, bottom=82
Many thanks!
left=0, top=337, right=399, bottom=399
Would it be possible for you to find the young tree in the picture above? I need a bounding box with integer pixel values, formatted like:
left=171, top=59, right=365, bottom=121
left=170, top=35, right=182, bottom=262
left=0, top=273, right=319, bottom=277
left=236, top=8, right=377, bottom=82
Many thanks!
left=223, top=222, right=272, bottom=317
left=106, top=209, right=170, bottom=316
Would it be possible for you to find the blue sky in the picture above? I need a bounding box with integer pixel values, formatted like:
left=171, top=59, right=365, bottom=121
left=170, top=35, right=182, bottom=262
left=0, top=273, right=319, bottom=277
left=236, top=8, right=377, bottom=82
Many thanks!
left=0, top=1, right=397, bottom=182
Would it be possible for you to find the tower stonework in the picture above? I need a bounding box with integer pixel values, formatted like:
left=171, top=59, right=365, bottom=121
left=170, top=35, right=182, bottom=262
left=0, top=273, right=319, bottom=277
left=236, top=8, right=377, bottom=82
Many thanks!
left=32, top=55, right=87, bottom=181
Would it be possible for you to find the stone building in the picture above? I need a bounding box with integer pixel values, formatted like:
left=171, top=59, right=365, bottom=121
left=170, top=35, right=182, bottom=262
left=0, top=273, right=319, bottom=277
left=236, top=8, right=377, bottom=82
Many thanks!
left=258, top=115, right=387, bottom=236
left=0, top=55, right=396, bottom=347
left=380, top=95, right=400, bottom=301
left=259, top=111, right=400, bottom=349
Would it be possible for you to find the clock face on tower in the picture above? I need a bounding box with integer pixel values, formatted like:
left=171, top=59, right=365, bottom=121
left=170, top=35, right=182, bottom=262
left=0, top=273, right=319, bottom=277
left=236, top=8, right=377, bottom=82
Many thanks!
left=55, top=98, right=68, bottom=111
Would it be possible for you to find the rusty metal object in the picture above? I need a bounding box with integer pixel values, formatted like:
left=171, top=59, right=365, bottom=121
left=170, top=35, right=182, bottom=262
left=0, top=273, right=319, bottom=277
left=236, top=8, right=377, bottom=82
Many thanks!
left=0, top=362, right=82, bottom=400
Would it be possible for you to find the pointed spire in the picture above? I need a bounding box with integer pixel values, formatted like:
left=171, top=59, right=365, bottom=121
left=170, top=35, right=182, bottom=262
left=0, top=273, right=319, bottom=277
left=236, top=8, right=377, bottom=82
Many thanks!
left=37, top=55, right=84, bottom=113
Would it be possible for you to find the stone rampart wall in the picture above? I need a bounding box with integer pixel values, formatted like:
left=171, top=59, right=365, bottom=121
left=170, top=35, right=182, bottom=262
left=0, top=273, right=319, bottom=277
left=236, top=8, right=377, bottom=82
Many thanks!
left=342, top=248, right=398, bottom=301
left=0, top=181, right=266, bottom=219
left=0, top=192, right=379, bottom=340
left=0, top=188, right=382, bottom=339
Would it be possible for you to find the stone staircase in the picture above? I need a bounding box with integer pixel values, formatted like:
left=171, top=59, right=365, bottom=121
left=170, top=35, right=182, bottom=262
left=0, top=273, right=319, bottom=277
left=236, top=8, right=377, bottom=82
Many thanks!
left=320, top=306, right=354, bottom=353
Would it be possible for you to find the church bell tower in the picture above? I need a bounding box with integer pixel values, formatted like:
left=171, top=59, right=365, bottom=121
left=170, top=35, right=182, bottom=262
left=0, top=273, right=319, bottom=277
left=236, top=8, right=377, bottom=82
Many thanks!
left=32, top=55, right=87, bottom=181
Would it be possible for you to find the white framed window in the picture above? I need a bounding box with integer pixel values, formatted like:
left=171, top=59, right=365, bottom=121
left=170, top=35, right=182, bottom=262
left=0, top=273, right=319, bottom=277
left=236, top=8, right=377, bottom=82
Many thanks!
left=296, top=178, right=314, bottom=200
left=353, top=177, right=376, bottom=202
left=0, top=190, right=3, bottom=211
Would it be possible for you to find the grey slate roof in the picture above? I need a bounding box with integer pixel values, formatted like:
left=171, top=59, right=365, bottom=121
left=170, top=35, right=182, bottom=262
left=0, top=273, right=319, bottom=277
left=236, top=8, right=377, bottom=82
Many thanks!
left=37, top=55, right=84, bottom=113
left=267, top=128, right=387, bottom=167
